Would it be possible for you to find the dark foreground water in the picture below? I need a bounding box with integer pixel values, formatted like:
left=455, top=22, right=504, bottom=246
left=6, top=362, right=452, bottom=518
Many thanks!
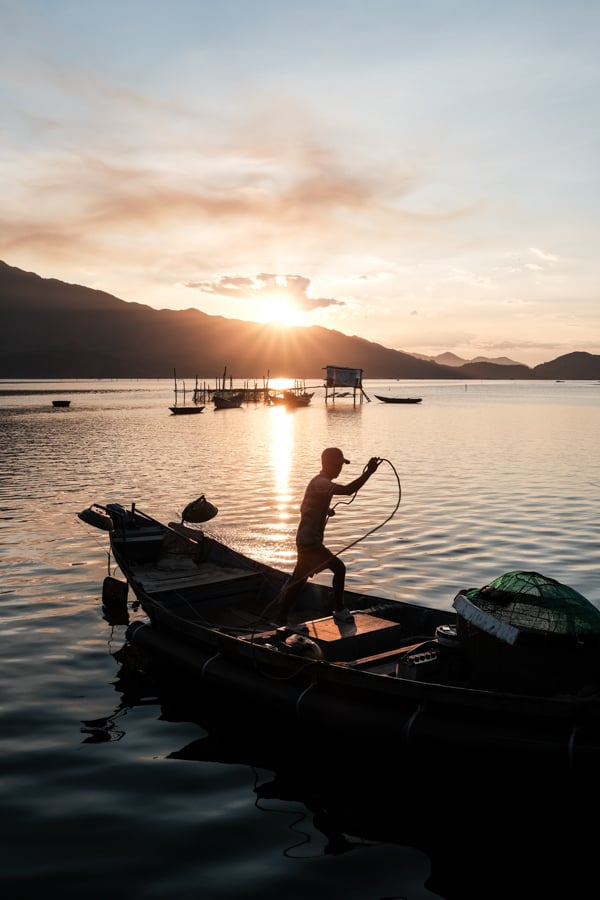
left=1, top=378, right=599, bottom=898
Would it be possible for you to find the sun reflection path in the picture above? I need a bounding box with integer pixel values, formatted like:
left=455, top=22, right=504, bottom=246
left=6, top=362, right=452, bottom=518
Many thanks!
left=267, top=405, right=297, bottom=565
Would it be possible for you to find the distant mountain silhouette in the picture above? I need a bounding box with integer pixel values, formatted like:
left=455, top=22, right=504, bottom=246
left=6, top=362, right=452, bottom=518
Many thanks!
left=1, top=261, right=599, bottom=380
left=531, top=352, right=600, bottom=380
left=413, top=351, right=523, bottom=367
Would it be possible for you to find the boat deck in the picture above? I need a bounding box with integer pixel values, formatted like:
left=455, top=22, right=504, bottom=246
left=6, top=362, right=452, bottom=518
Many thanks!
left=252, top=611, right=412, bottom=663
left=130, top=558, right=257, bottom=592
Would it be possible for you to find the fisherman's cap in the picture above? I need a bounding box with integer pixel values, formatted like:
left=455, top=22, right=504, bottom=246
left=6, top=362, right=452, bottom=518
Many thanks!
left=322, top=447, right=350, bottom=465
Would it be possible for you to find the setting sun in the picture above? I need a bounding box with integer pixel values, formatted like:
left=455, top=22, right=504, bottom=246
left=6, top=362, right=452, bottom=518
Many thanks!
left=255, top=295, right=304, bottom=327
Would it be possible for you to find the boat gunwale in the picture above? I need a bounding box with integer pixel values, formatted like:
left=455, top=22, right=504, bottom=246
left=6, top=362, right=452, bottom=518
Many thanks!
left=97, top=505, right=600, bottom=731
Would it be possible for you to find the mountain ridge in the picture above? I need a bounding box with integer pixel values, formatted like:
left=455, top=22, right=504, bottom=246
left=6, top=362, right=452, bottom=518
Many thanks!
left=1, top=261, right=599, bottom=380
left=412, top=350, right=523, bottom=367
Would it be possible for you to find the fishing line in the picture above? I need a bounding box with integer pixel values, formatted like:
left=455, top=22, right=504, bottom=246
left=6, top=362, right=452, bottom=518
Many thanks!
left=287, top=456, right=402, bottom=578
left=329, top=456, right=401, bottom=558
left=257, top=456, right=402, bottom=629
left=249, top=462, right=403, bottom=679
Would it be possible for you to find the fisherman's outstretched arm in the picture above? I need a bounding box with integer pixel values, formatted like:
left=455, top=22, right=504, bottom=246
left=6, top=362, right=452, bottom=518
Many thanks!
left=334, top=458, right=380, bottom=495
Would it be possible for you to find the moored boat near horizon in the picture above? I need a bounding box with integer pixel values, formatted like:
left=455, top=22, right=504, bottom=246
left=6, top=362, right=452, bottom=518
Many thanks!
left=213, top=391, right=245, bottom=409
left=169, top=404, right=205, bottom=415
left=269, top=389, right=314, bottom=407
left=170, top=368, right=204, bottom=414
left=78, top=498, right=600, bottom=783
left=375, top=394, right=422, bottom=404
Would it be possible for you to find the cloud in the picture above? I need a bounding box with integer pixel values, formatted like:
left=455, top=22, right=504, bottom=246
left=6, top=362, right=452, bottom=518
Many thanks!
left=529, top=247, right=558, bottom=263
left=186, top=273, right=345, bottom=312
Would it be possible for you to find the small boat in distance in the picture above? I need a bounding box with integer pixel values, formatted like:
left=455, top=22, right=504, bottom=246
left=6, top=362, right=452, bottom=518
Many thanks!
left=52, top=399, right=71, bottom=407
left=213, top=391, right=245, bottom=409
left=169, top=405, right=205, bottom=415
left=169, top=369, right=204, bottom=415
left=269, top=389, right=314, bottom=407
left=375, top=394, right=422, bottom=404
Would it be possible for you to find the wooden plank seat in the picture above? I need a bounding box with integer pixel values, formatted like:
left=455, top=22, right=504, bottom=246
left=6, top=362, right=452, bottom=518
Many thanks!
left=341, top=641, right=428, bottom=672
left=129, top=558, right=259, bottom=593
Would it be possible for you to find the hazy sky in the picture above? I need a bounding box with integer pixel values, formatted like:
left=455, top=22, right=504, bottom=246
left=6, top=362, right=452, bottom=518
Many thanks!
left=2, top=1, right=599, bottom=366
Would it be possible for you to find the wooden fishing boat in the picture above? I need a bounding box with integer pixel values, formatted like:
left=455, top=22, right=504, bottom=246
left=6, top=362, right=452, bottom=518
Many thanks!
left=211, top=366, right=245, bottom=409
left=169, top=405, right=205, bottom=415
left=78, top=500, right=600, bottom=781
left=106, top=641, right=597, bottom=899
left=375, top=395, right=422, bottom=404
left=213, top=391, right=245, bottom=409
left=269, top=389, right=314, bottom=407
left=169, top=369, right=204, bottom=414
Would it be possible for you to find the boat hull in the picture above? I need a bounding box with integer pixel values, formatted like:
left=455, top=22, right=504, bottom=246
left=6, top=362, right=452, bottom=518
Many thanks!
left=125, top=617, right=600, bottom=776
left=79, top=501, right=600, bottom=782
left=169, top=405, right=205, bottom=414
left=269, top=390, right=314, bottom=407
left=213, top=393, right=244, bottom=409
left=375, top=395, right=422, bottom=403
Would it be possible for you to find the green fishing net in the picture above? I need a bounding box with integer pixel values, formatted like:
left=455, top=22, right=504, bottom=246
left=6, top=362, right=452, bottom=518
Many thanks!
left=462, top=570, right=600, bottom=638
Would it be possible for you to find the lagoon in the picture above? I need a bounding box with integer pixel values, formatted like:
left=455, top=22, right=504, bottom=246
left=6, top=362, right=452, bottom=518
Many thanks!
left=1, top=378, right=599, bottom=897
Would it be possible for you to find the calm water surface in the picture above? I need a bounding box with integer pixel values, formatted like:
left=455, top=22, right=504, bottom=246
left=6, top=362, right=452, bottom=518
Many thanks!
left=1, top=378, right=599, bottom=898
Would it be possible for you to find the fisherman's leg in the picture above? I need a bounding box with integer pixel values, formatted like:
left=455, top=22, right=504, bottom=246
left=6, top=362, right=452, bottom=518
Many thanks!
left=277, top=544, right=331, bottom=624
left=274, top=575, right=306, bottom=624
left=329, top=556, right=347, bottom=611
